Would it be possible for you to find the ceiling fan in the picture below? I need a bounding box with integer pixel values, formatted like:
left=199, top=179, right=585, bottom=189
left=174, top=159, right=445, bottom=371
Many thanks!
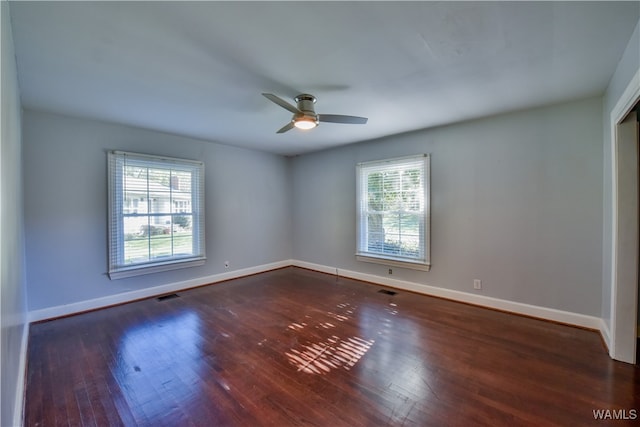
left=262, top=93, right=368, bottom=133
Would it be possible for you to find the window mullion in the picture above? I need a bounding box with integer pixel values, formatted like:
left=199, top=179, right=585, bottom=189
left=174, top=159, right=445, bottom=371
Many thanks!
left=146, top=167, right=151, bottom=261
left=170, top=168, right=174, bottom=258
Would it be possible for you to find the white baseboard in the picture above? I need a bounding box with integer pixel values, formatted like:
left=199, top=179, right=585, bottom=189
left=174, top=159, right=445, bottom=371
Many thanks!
left=14, top=321, right=29, bottom=427
left=600, top=319, right=612, bottom=353
left=28, top=260, right=293, bottom=322
left=292, top=259, right=604, bottom=332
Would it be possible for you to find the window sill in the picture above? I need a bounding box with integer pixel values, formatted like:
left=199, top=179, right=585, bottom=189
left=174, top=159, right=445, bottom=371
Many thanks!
left=356, top=254, right=431, bottom=271
left=109, top=258, right=206, bottom=280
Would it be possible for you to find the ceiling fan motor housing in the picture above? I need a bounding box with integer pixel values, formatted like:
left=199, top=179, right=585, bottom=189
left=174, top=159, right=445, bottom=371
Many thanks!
left=293, top=93, right=318, bottom=125
left=295, top=93, right=316, bottom=109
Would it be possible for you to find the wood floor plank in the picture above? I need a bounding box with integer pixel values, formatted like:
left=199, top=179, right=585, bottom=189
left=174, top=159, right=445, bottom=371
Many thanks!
left=24, top=267, right=640, bottom=426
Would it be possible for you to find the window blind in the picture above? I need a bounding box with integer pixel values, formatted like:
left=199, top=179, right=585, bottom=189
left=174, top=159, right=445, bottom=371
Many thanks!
left=356, top=154, right=430, bottom=270
left=108, top=151, right=205, bottom=279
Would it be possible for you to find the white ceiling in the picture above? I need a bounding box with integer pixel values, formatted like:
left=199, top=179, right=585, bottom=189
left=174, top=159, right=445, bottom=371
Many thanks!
left=9, top=1, right=640, bottom=156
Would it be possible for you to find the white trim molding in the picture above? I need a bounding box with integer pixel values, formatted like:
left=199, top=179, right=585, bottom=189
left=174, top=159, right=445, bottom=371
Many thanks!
left=356, top=255, right=431, bottom=271
left=609, top=67, right=640, bottom=363
left=600, top=319, right=612, bottom=352
left=293, top=260, right=604, bottom=332
left=14, top=322, right=29, bottom=427
left=28, top=260, right=293, bottom=322
left=610, top=68, right=640, bottom=126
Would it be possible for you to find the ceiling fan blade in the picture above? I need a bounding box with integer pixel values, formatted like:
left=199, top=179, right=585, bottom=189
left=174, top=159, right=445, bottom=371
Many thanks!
left=276, top=121, right=295, bottom=134
left=262, top=93, right=300, bottom=114
left=318, top=114, right=368, bottom=125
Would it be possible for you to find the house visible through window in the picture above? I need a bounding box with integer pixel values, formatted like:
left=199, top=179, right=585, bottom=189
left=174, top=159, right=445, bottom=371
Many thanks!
left=356, top=154, right=430, bottom=271
left=108, top=151, right=205, bottom=279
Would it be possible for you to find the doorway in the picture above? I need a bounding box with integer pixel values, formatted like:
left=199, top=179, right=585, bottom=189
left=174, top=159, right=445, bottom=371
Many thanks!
left=611, top=71, right=640, bottom=363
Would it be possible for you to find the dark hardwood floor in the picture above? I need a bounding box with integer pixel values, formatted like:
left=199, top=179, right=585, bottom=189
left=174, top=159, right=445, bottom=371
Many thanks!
left=24, top=267, right=640, bottom=426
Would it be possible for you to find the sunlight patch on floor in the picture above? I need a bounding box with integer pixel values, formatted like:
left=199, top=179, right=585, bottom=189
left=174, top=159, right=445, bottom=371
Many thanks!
left=286, top=335, right=376, bottom=374
left=285, top=302, right=376, bottom=374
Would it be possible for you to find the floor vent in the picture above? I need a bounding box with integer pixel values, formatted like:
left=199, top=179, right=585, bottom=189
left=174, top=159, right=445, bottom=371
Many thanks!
left=157, top=293, right=179, bottom=301
left=378, top=289, right=397, bottom=296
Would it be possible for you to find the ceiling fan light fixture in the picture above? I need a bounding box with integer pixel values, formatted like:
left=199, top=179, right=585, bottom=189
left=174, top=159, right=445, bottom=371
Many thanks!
left=262, top=93, right=367, bottom=134
left=294, top=117, right=318, bottom=130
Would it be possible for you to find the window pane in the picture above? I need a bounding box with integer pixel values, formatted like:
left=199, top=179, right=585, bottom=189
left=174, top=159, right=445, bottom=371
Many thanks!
left=367, top=232, right=384, bottom=252
left=173, top=231, right=194, bottom=256
left=173, top=213, right=194, bottom=256
left=124, top=168, right=148, bottom=192
left=124, top=192, right=145, bottom=214
left=383, top=233, right=401, bottom=255
left=402, top=190, right=421, bottom=211
left=400, top=213, right=420, bottom=235
left=149, top=192, right=172, bottom=214
left=150, top=235, right=172, bottom=259
left=172, top=198, right=192, bottom=213
left=148, top=168, right=171, bottom=188
left=383, top=171, right=400, bottom=192
left=383, top=191, right=400, bottom=211
left=400, top=234, right=420, bottom=258
left=172, top=170, right=192, bottom=191
left=382, top=214, right=400, bottom=234
left=172, top=170, right=193, bottom=213
left=367, top=192, right=383, bottom=211
left=368, top=172, right=383, bottom=192
left=149, top=215, right=173, bottom=259
left=124, top=237, right=149, bottom=264
left=173, top=213, right=192, bottom=230
left=367, top=213, right=383, bottom=232
left=402, top=168, right=421, bottom=190
left=123, top=215, right=149, bottom=264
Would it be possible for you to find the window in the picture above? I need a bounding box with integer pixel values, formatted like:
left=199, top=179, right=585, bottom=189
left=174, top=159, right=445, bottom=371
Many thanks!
left=108, top=151, right=205, bottom=279
left=356, top=154, right=430, bottom=271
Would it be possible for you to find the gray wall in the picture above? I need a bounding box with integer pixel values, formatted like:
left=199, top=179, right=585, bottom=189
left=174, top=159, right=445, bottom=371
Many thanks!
left=23, top=110, right=292, bottom=311
left=292, top=97, right=603, bottom=316
left=602, top=17, right=640, bottom=330
left=1, top=2, right=28, bottom=425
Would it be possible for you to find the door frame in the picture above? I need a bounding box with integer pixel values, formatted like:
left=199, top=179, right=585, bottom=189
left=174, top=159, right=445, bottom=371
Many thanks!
left=610, top=68, right=640, bottom=363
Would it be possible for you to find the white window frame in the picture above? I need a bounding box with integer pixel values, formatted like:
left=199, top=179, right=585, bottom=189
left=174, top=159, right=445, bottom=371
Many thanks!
left=108, top=151, right=206, bottom=279
left=356, top=154, right=430, bottom=271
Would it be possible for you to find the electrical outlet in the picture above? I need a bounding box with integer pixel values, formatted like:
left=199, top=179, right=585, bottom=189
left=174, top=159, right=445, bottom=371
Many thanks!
left=224, top=261, right=230, bottom=269
left=473, top=279, right=482, bottom=290
left=388, top=268, right=393, bottom=275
